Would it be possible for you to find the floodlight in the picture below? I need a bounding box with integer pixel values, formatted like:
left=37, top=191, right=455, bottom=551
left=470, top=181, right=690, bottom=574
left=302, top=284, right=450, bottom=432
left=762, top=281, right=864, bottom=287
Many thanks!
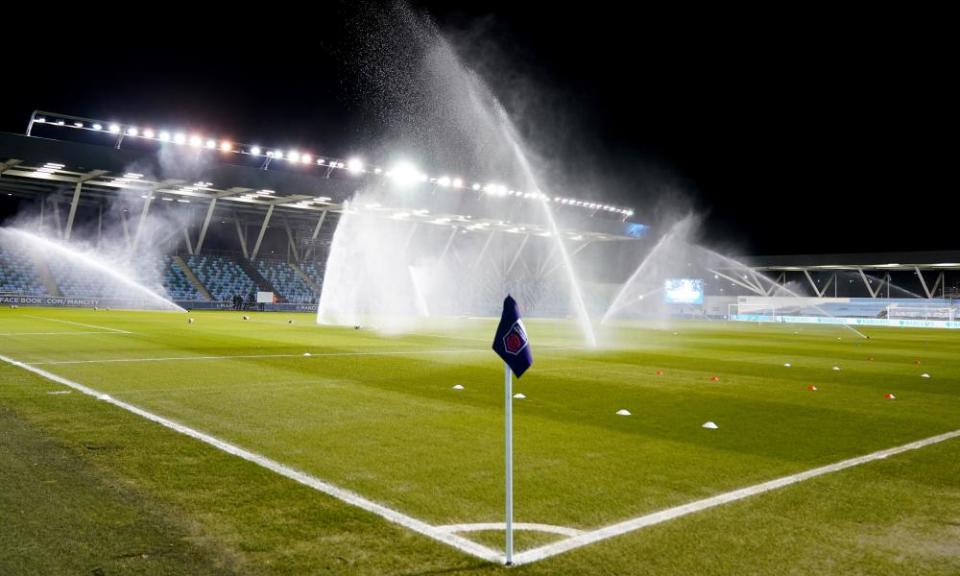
left=347, top=157, right=364, bottom=174
left=389, top=162, right=420, bottom=186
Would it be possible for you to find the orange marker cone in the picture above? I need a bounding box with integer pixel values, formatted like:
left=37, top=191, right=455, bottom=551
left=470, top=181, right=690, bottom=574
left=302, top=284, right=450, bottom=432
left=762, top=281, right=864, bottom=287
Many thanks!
left=710, top=375, right=720, bottom=382
left=808, top=385, right=818, bottom=391
left=884, top=393, right=896, bottom=400
left=656, top=370, right=663, bottom=376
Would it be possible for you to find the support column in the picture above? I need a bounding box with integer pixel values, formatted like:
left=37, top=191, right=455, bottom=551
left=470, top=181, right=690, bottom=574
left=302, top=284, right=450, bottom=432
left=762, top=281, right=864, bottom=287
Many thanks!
left=120, top=210, right=130, bottom=247
left=64, top=170, right=107, bottom=241
left=234, top=214, right=249, bottom=259
left=438, top=227, right=458, bottom=263
left=471, top=230, right=497, bottom=271
left=51, top=199, right=63, bottom=238
left=303, top=210, right=328, bottom=260
left=251, top=204, right=274, bottom=260
left=857, top=268, right=880, bottom=298
left=96, top=204, right=103, bottom=248
left=64, top=181, right=83, bottom=241
left=284, top=218, right=300, bottom=263
left=916, top=266, right=933, bottom=299
left=195, top=197, right=217, bottom=254
left=131, top=193, right=154, bottom=252
left=182, top=227, right=194, bottom=255
left=506, top=234, right=530, bottom=276
left=802, top=270, right=822, bottom=297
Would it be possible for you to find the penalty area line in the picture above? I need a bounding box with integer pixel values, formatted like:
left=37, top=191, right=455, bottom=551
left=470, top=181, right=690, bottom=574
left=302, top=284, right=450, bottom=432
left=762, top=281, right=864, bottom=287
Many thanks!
left=29, top=348, right=487, bottom=366
left=0, top=353, right=501, bottom=564
left=23, top=315, right=132, bottom=334
left=0, top=331, right=131, bottom=337
left=511, top=427, right=960, bottom=565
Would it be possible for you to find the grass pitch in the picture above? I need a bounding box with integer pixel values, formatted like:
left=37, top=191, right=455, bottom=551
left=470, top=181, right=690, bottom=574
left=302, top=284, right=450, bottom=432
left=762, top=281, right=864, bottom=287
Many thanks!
left=1, top=307, right=958, bottom=574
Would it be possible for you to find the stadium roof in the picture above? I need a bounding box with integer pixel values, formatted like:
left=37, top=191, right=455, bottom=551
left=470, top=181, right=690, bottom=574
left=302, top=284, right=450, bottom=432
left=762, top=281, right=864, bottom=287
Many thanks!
left=744, top=252, right=960, bottom=271
left=0, top=129, right=639, bottom=243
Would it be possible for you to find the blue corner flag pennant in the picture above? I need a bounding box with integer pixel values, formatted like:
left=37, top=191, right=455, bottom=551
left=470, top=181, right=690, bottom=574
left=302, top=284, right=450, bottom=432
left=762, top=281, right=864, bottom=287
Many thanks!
left=492, top=295, right=533, bottom=378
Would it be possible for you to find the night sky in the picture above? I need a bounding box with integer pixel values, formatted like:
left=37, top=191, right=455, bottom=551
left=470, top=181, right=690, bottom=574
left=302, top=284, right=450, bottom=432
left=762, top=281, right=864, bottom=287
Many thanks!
left=0, top=4, right=954, bottom=255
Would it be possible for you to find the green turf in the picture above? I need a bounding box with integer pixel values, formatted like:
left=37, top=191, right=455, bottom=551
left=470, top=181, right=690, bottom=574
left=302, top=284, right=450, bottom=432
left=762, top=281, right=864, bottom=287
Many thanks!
left=1, top=307, right=958, bottom=574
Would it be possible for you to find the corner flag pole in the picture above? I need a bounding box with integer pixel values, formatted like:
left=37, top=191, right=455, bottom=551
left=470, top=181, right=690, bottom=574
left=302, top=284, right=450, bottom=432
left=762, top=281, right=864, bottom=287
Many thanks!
left=504, top=362, right=514, bottom=565
left=492, top=294, right=529, bottom=566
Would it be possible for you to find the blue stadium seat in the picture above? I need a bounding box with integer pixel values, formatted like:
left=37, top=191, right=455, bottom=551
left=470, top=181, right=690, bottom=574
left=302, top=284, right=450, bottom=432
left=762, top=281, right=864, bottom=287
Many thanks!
left=255, top=259, right=318, bottom=304
left=0, top=246, right=47, bottom=296
left=186, top=254, right=256, bottom=302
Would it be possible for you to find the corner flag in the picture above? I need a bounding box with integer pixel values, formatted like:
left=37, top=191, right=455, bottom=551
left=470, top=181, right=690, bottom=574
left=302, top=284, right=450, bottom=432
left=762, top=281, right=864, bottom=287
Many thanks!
left=492, top=294, right=533, bottom=378
left=491, top=294, right=532, bottom=565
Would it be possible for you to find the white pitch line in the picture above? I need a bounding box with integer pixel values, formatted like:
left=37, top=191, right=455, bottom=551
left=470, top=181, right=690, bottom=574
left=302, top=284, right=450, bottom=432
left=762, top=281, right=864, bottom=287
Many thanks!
left=23, top=315, right=132, bottom=334
left=0, top=331, right=130, bottom=337
left=511, top=428, right=960, bottom=566
left=437, top=522, right=583, bottom=538
left=0, top=353, right=501, bottom=563
left=29, top=348, right=487, bottom=366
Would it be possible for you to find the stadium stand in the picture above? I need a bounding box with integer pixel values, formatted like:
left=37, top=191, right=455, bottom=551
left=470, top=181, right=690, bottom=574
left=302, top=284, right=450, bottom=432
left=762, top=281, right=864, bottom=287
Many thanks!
left=187, top=254, right=256, bottom=302
left=255, top=259, right=318, bottom=304
left=0, top=246, right=46, bottom=296
left=48, top=258, right=114, bottom=298
left=300, top=261, right=326, bottom=291
left=138, top=255, right=205, bottom=302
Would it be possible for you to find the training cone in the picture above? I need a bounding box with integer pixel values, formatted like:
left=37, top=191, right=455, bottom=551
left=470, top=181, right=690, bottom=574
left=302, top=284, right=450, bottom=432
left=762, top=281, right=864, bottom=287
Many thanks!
left=656, top=370, right=663, bottom=376
left=188, top=318, right=194, bottom=324
left=832, top=366, right=840, bottom=371
left=868, top=357, right=874, bottom=361
left=914, top=359, right=921, bottom=365
left=288, top=319, right=294, bottom=325
left=616, top=409, right=631, bottom=416
left=452, top=384, right=464, bottom=390
left=513, top=393, right=526, bottom=399
left=303, top=352, right=311, bottom=357
left=808, top=385, right=818, bottom=391
left=784, top=363, right=792, bottom=368
left=702, top=421, right=719, bottom=429
left=242, top=315, right=249, bottom=320
left=885, top=393, right=896, bottom=400
left=921, top=373, right=931, bottom=379
left=710, top=375, right=720, bottom=382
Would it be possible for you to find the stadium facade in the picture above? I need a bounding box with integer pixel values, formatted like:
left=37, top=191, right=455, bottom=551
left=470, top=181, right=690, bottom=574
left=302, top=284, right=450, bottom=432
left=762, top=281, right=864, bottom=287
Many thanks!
left=0, top=111, right=957, bottom=317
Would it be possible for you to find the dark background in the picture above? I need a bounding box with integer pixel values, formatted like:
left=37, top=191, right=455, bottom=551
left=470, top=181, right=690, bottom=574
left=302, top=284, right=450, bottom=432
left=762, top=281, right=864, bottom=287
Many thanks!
left=0, top=3, right=954, bottom=255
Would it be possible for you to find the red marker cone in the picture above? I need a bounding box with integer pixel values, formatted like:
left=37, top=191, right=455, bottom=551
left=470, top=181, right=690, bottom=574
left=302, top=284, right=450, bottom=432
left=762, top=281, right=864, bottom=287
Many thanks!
left=884, top=393, right=896, bottom=400
left=655, top=370, right=663, bottom=376
left=710, top=375, right=720, bottom=382
left=914, top=359, right=921, bottom=365
left=808, top=385, right=818, bottom=391
left=867, top=357, right=874, bottom=361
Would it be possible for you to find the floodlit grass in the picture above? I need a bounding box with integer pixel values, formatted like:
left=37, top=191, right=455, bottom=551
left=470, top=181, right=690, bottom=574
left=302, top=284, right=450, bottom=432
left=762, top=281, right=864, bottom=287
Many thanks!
left=1, top=307, right=958, bottom=574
